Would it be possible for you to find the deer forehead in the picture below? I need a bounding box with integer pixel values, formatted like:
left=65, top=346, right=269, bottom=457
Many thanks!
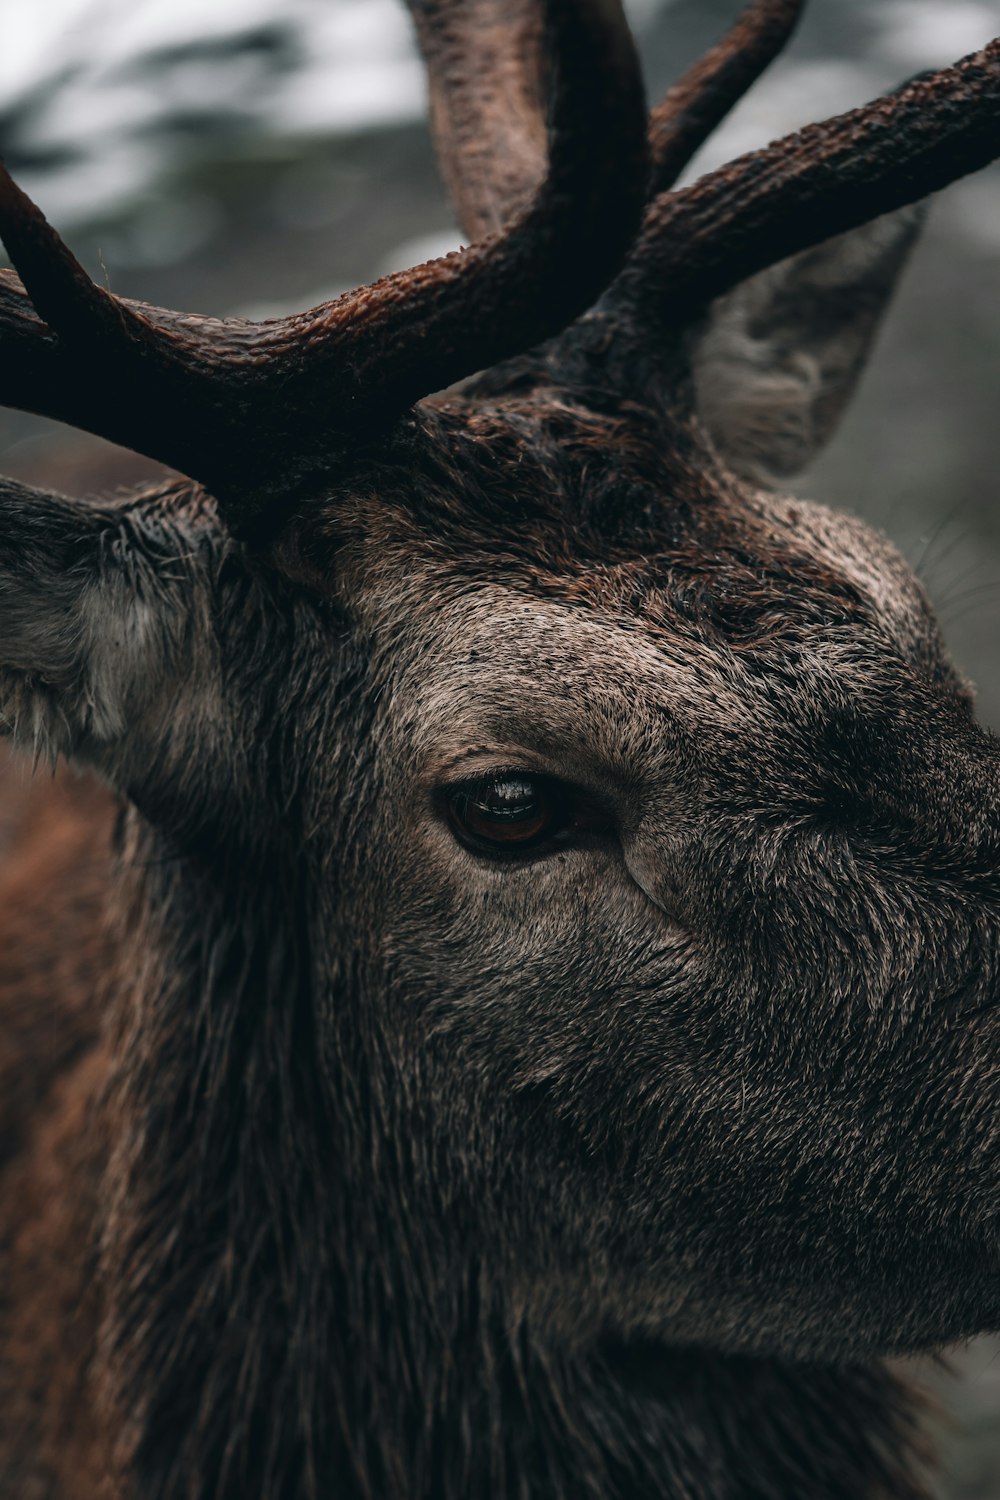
left=761, top=492, right=937, bottom=650
left=352, top=494, right=941, bottom=788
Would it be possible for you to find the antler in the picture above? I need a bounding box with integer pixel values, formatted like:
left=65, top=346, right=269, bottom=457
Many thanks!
left=416, top=0, right=806, bottom=244
left=610, top=31, right=1000, bottom=333
left=409, top=0, right=548, bottom=241
left=0, top=0, right=647, bottom=528
left=646, top=0, right=805, bottom=196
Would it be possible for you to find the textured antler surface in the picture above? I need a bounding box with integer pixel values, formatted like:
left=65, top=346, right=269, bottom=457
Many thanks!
left=613, top=36, right=1000, bottom=329
left=408, top=0, right=548, bottom=240
left=3, top=2, right=1000, bottom=529
left=0, top=0, right=647, bottom=523
left=647, top=0, right=805, bottom=195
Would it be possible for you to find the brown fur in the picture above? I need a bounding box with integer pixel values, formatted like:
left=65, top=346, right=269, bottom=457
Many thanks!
left=0, top=754, right=116, bottom=1498
left=1, top=4, right=999, bottom=1497
left=0, top=395, right=967, bottom=1498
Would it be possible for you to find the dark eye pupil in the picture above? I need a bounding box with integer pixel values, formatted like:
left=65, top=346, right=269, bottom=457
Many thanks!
left=446, top=774, right=565, bottom=853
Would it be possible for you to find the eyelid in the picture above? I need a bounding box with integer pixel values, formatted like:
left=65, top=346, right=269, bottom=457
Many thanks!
left=434, top=752, right=558, bottom=782
left=425, top=744, right=567, bottom=787
left=446, top=764, right=553, bottom=793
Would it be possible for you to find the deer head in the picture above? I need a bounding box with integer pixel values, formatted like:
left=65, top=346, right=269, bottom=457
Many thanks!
left=2, top=1, right=1000, bottom=1494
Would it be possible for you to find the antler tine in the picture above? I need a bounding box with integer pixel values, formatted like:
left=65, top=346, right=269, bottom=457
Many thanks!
left=411, top=0, right=805, bottom=246
left=611, top=37, right=1000, bottom=333
left=0, top=169, right=130, bottom=346
left=647, top=0, right=805, bottom=196
left=408, top=0, right=548, bottom=241
left=0, top=0, right=647, bottom=529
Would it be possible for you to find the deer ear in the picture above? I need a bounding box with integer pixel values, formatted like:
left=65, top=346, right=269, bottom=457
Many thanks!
left=692, top=204, right=927, bottom=485
left=0, top=480, right=199, bottom=767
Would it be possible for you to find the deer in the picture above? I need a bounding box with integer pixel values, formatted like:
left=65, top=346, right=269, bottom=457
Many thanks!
left=0, top=0, right=999, bottom=1495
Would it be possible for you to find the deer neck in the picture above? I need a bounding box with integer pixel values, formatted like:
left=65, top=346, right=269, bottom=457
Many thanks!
left=94, top=816, right=928, bottom=1500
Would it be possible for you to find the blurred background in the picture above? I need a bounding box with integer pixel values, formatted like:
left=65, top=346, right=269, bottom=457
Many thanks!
left=1, top=0, right=999, bottom=1492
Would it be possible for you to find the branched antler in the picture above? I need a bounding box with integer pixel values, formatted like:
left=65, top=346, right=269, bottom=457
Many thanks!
left=646, top=0, right=805, bottom=195
left=417, top=0, right=806, bottom=240
left=0, top=0, right=647, bottom=525
left=1, top=0, right=999, bottom=530
left=612, top=33, right=1000, bottom=331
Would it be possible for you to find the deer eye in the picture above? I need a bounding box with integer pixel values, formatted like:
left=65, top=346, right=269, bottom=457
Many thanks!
left=445, top=773, right=571, bottom=856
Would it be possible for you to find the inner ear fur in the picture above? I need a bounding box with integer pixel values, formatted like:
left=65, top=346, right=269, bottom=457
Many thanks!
left=692, top=203, right=927, bottom=485
left=0, top=478, right=200, bottom=761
